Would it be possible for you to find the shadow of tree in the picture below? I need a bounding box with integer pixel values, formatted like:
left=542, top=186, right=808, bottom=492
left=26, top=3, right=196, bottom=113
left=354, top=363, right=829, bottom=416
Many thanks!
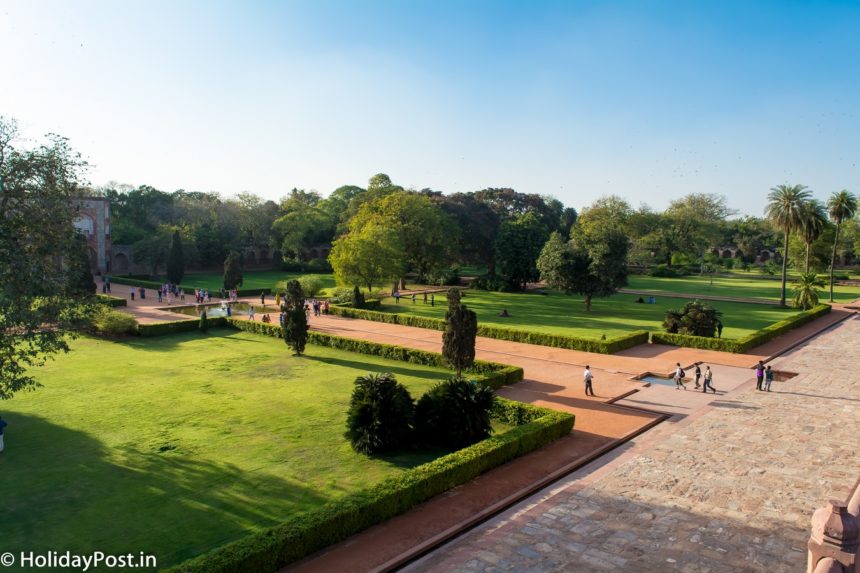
left=0, top=414, right=330, bottom=570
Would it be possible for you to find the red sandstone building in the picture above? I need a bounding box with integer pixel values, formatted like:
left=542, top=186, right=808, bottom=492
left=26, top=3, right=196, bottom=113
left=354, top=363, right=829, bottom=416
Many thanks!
left=72, top=197, right=111, bottom=273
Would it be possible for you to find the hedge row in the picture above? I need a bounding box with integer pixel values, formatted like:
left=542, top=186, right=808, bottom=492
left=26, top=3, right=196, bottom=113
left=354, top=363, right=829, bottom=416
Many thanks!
left=137, top=317, right=226, bottom=337
left=165, top=398, right=573, bottom=573
left=225, top=319, right=523, bottom=390
left=112, top=276, right=271, bottom=297
left=327, top=305, right=649, bottom=354
left=96, top=294, right=127, bottom=307
left=650, top=304, right=832, bottom=353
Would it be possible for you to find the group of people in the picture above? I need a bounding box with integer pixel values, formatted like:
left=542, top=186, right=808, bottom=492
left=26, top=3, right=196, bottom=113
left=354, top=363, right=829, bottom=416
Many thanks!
left=155, top=283, right=187, bottom=305
left=306, top=299, right=330, bottom=318
left=673, top=362, right=716, bottom=393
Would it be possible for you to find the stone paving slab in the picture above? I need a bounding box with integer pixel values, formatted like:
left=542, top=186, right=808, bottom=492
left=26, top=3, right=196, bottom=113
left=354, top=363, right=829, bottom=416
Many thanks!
left=405, top=316, right=860, bottom=572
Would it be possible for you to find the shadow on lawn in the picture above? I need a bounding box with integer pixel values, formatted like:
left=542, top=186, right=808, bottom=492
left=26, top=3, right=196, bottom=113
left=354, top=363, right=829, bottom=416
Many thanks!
left=0, top=413, right=330, bottom=570
left=305, top=354, right=453, bottom=382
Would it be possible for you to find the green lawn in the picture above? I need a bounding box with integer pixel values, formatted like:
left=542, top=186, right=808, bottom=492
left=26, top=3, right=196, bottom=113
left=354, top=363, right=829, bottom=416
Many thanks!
left=0, top=331, right=470, bottom=568
left=379, top=290, right=805, bottom=340
left=626, top=274, right=860, bottom=303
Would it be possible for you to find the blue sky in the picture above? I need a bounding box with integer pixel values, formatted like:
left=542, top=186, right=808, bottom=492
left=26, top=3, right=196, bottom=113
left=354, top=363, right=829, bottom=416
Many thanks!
left=1, top=0, right=858, bottom=215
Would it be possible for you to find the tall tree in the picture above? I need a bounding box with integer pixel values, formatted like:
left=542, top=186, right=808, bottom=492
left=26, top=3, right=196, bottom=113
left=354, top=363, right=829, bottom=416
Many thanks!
left=166, top=229, right=185, bottom=284
left=329, top=225, right=404, bottom=292
left=0, top=116, right=93, bottom=399
left=537, top=227, right=629, bottom=311
left=826, top=190, right=858, bottom=301
left=495, top=212, right=548, bottom=290
left=798, top=200, right=828, bottom=272
left=347, top=191, right=457, bottom=281
left=223, top=250, right=244, bottom=289
left=442, top=289, right=477, bottom=377
left=765, top=184, right=812, bottom=307
left=283, top=279, right=308, bottom=355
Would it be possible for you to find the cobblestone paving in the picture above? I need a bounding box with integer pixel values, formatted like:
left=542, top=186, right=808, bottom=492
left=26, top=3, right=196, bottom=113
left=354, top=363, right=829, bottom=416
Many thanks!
left=408, top=316, right=860, bottom=573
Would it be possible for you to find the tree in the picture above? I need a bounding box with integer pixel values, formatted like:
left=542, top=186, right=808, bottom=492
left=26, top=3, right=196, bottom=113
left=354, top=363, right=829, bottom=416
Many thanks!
left=223, top=250, right=244, bottom=290
left=495, top=212, right=548, bottom=290
left=792, top=272, right=825, bottom=310
left=67, top=234, right=96, bottom=297
left=798, top=200, right=828, bottom=272
left=346, top=372, right=415, bottom=455
left=765, top=184, right=812, bottom=306
left=537, top=226, right=629, bottom=311
left=347, top=191, right=457, bottom=281
left=0, top=116, right=94, bottom=399
left=662, top=194, right=735, bottom=267
left=442, top=289, right=477, bottom=377
left=283, top=279, right=308, bottom=355
left=663, top=300, right=723, bottom=337
left=166, top=229, right=185, bottom=284
left=826, top=190, right=858, bottom=301
left=329, top=224, right=404, bottom=292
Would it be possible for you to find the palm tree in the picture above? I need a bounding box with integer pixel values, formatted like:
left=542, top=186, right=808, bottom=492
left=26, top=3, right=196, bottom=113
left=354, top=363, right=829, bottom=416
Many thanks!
left=826, top=190, right=858, bottom=301
left=798, top=199, right=828, bottom=272
left=766, top=184, right=812, bottom=306
left=792, top=272, right=825, bottom=310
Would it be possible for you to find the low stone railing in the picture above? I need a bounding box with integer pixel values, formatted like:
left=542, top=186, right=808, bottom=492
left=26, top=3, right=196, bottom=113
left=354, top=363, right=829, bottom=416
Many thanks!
left=807, top=477, right=860, bottom=572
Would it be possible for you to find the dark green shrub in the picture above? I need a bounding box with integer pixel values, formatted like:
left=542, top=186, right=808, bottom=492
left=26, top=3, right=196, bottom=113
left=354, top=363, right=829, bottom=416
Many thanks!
left=663, top=300, right=722, bottom=337
left=470, top=274, right=506, bottom=291
left=416, top=377, right=495, bottom=449
left=650, top=264, right=685, bottom=278
left=137, top=317, right=226, bottom=337
left=96, top=294, right=127, bottom=307
left=306, top=258, right=332, bottom=273
left=346, top=373, right=415, bottom=454
left=352, top=286, right=365, bottom=309
left=328, top=287, right=354, bottom=304
left=199, top=310, right=209, bottom=333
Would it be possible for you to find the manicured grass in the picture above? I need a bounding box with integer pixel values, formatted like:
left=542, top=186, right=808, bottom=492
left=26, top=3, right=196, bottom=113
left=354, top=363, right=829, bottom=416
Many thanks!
left=627, top=274, right=860, bottom=303
left=0, top=331, right=482, bottom=568
left=378, top=290, right=805, bottom=340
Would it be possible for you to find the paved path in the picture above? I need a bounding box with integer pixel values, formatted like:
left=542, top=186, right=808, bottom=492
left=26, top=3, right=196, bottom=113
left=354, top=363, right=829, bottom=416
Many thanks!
left=405, top=316, right=860, bottom=573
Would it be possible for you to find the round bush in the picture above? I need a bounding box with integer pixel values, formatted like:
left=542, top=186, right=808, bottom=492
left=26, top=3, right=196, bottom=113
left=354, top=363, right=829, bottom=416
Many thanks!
left=416, top=377, right=495, bottom=449
left=91, top=307, right=138, bottom=337
left=346, top=372, right=415, bottom=455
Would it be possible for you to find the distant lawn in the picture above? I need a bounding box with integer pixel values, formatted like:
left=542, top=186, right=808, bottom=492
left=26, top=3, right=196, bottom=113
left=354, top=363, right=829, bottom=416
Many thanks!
left=179, top=270, right=337, bottom=293
left=0, top=331, right=471, bottom=568
left=378, top=290, right=805, bottom=340
left=626, top=274, right=860, bottom=304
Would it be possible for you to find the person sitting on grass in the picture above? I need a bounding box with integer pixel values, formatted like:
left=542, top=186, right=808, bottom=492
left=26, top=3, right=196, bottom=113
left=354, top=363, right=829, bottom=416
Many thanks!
left=499, top=309, right=510, bottom=317
left=635, top=296, right=645, bottom=303
left=0, top=416, right=7, bottom=453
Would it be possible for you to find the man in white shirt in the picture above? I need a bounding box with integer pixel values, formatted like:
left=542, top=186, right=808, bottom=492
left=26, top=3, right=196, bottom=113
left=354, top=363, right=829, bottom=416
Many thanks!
left=584, top=365, right=595, bottom=397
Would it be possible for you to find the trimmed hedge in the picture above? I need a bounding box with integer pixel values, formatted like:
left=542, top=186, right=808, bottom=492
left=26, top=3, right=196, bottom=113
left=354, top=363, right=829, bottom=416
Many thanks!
left=112, top=276, right=271, bottom=297
left=137, top=317, right=226, bottom=337
left=96, top=294, right=127, bottom=307
left=327, top=305, right=648, bottom=354
left=165, top=398, right=573, bottom=573
left=651, top=304, right=831, bottom=353
left=225, top=318, right=523, bottom=390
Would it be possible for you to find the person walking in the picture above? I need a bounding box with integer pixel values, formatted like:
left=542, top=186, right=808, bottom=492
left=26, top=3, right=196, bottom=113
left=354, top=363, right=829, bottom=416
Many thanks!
left=412, top=293, right=416, bottom=304
left=694, top=363, right=702, bottom=389
left=423, top=290, right=428, bottom=304
left=130, top=289, right=135, bottom=301
left=430, top=293, right=435, bottom=306
left=249, top=306, right=255, bottom=321
left=157, top=289, right=163, bottom=303
left=394, top=291, right=401, bottom=304
left=716, top=320, right=723, bottom=339
left=0, top=416, right=7, bottom=453
left=755, top=361, right=765, bottom=391
left=764, top=365, right=774, bottom=392
left=584, top=365, right=595, bottom=397
left=674, top=363, right=687, bottom=390
left=702, top=365, right=716, bottom=393
left=261, top=293, right=266, bottom=306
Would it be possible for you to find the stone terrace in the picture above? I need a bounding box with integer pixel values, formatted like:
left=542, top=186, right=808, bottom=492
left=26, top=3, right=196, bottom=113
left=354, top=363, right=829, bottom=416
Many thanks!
left=406, top=316, right=860, bottom=572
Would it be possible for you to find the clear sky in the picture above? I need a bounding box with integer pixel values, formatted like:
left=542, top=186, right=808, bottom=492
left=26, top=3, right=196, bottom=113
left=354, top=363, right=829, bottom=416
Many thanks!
left=2, top=0, right=858, bottom=215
